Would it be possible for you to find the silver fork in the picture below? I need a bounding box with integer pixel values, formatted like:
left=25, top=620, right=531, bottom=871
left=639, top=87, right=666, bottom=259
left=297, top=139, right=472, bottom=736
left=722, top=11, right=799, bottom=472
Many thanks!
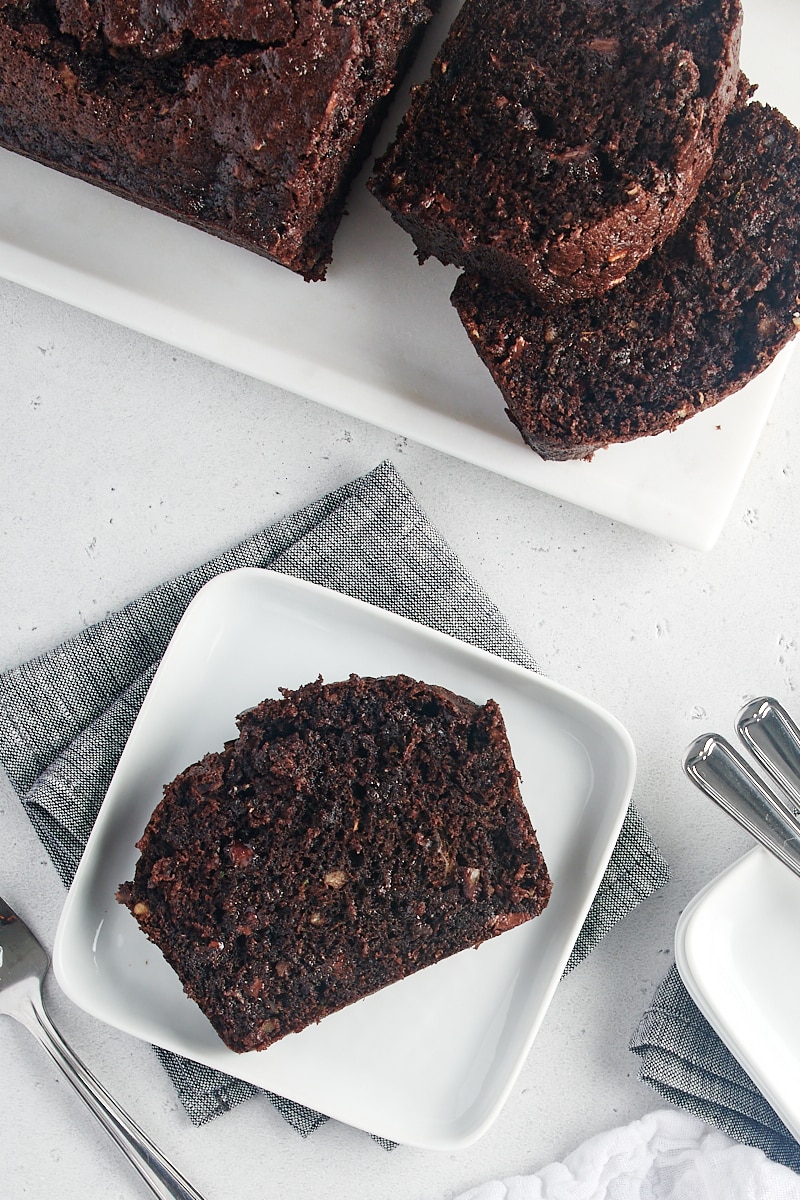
left=0, top=892, right=205, bottom=1200
left=683, top=696, right=800, bottom=881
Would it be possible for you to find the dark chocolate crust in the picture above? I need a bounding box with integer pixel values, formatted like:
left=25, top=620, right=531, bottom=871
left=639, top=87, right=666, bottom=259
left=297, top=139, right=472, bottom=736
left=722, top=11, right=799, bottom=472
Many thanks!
left=450, top=99, right=800, bottom=461
left=117, top=674, right=552, bottom=1053
left=369, top=0, right=742, bottom=304
left=0, top=0, right=436, bottom=280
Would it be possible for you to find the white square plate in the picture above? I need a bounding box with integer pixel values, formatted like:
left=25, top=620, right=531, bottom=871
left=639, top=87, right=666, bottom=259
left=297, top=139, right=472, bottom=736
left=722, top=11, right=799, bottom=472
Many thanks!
left=53, top=569, right=636, bottom=1148
left=675, top=847, right=800, bottom=1142
left=0, top=0, right=797, bottom=551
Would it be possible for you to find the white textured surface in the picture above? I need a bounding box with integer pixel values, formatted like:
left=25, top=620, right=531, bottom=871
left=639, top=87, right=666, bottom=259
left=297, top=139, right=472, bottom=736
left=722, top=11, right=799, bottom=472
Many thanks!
left=457, top=1110, right=800, bottom=1200
left=1, top=272, right=800, bottom=1199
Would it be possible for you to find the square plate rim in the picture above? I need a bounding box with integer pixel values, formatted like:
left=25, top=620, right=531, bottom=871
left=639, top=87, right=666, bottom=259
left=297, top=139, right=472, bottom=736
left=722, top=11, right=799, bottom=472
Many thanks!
left=674, top=846, right=800, bottom=1144
left=53, top=568, right=637, bottom=1148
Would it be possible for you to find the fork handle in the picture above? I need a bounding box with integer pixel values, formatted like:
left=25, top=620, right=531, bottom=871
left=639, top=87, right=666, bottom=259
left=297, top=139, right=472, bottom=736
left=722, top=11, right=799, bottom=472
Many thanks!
left=17, top=984, right=205, bottom=1200
left=684, top=733, right=800, bottom=879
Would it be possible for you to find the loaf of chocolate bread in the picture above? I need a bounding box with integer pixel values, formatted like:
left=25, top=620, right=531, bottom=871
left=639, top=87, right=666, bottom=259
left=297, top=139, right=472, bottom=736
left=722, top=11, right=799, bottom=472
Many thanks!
left=118, top=674, right=552, bottom=1052
left=0, top=0, right=436, bottom=280
left=450, top=98, right=800, bottom=462
left=369, top=0, right=742, bottom=304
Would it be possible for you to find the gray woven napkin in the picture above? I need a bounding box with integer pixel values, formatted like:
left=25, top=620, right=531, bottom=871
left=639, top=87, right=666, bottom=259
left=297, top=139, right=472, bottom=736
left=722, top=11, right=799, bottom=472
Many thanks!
left=0, top=459, right=668, bottom=1139
left=631, top=964, right=800, bottom=1173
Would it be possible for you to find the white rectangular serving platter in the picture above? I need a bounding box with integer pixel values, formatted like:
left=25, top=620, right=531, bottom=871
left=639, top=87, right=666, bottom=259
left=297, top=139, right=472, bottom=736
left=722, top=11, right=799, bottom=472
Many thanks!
left=0, top=1, right=797, bottom=552
left=53, top=569, right=636, bottom=1149
left=675, top=846, right=800, bottom=1144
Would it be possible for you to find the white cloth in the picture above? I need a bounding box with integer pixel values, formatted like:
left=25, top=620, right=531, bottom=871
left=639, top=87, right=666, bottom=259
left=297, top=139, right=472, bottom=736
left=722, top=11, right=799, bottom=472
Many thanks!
left=457, top=1110, right=800, bottom=1200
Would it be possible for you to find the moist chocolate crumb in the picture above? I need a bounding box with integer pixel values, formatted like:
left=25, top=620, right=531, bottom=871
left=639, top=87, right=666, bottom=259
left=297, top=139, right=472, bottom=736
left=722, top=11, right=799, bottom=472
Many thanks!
left=118, top=674, right=552, bottom=1052
left=369, top=0, right=742, bottom=303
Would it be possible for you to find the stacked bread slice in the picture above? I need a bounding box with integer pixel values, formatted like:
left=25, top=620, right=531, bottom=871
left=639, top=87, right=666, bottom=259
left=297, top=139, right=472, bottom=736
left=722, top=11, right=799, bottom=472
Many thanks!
left=369, top=0, right=800, bottom=460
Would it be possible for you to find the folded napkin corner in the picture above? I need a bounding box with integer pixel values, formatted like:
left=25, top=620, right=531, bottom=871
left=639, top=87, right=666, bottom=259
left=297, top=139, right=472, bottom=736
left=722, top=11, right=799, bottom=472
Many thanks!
left=631, top=963, right=800, bottom=1174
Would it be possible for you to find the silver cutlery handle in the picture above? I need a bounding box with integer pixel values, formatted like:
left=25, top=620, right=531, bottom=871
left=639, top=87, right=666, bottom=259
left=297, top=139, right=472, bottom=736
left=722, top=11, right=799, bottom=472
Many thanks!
left=684, top=733, right=800, bottom=880
left=736, top=695, right=800, bottom=810
left=16, top=983, right=205, bottom=1200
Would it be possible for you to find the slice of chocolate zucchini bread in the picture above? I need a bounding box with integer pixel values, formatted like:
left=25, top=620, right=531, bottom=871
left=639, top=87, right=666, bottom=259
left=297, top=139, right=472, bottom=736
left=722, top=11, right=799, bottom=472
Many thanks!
left=369, top=0, right=742, bottom=304
left=0, top=0, right=437, bottom=280
left=451, top=97, right=800, bottom=462
left=117, top=674, right=552, bottom=1053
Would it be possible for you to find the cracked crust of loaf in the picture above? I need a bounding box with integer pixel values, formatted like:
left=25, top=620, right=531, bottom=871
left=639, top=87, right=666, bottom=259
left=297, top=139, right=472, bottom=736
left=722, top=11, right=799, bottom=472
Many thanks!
left=0, top=0, right=437, bottom=279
